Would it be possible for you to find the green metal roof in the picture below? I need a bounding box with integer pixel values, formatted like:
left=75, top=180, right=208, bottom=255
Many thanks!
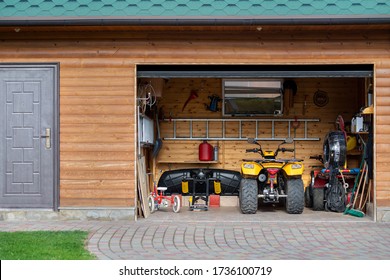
left=0, top=0, right=389, bottom=24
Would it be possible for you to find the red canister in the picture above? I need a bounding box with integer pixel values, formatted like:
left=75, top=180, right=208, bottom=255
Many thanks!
left=199, top=140, right=213, bottom=161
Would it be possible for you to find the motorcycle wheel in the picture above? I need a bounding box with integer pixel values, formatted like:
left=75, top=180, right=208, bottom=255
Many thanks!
left=323, top=131, right=346, bottom=168
left=304, top=171, right=315, bottom=208
left=239, top=179, right=258, bottom=214
left=305, top=186, right=313, bottom=208
left=285, top=178, right=304, bottom=214
left=312, top=188, right=325, bottom=211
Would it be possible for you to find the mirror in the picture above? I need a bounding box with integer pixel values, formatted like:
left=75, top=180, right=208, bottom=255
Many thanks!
left=285, top=137, right=294, bottom=144
left=247, top=138, right=257, bottom=144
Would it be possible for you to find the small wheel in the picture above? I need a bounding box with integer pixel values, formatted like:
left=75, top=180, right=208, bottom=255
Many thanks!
left=148, top=195, right=156, bottom=213
left=173, top=195, right=181, bottom=213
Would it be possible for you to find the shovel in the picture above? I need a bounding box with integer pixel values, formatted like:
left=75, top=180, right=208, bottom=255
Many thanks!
left=152, top=108, right=162, bottom=158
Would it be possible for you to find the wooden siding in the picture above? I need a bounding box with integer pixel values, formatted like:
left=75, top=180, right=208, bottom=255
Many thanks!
left=156, top=77, right=362, bottom=184
left=0, top=26, right=389, bottom=208
left=59, top=66, right=136, bottom=207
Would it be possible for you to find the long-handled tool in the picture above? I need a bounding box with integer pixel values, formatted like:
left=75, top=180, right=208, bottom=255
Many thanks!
left=345, top=161, right=367, bottom=217
left=357, top=167, right=369, bottom=211
left=344, top=143, right=366, bottom=217
left=360, top=179, right=372, bottom=213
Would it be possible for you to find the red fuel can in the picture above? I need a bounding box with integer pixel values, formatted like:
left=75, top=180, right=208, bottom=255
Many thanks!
left=199, top=140, right=213, bottom=161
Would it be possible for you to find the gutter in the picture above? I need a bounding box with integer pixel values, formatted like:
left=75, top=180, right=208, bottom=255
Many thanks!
left=1, top=15, right=390, bottom=26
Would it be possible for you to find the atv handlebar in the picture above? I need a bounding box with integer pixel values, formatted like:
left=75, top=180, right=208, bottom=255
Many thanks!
left=280, top=148, right=294, bottom=153
left=246, top=148, right=260, bottom=153
left=310, top=155, right=324, bottom=163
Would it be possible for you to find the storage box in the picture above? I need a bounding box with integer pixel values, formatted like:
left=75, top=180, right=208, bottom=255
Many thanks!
left=139, top=114, right=154, bottom=146
left=351, top=116, right=364, bottom=133
left=209, top=195, right=220, bottom=207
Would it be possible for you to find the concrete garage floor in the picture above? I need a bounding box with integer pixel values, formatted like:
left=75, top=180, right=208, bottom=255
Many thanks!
left=152, top=204, right=374, bottom=223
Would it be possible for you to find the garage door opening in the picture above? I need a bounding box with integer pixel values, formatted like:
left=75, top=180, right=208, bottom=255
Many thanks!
left=136, top=64, right=374, bottom=220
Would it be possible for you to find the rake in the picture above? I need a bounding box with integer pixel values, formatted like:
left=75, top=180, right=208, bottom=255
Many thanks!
left=344, top=145, right=366, bottom=217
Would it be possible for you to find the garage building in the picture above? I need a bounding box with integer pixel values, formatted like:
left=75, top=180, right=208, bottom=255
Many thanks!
left=0, top=1, right=389, bottom=221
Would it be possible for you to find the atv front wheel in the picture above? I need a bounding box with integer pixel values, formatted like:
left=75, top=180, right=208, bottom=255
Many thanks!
left=285, top=178, right=304, bottom=214
left=239, top=179, right=258, bottom=214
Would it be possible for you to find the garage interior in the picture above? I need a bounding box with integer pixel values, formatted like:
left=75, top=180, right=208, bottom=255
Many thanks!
left=136, top=64, right=374, bottom=219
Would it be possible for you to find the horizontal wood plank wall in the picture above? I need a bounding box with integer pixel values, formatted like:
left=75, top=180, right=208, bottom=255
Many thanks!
left=0, top=26, right=388, bottom=207
left=60, top=66, right=135, bottom=207
left=375, top=61, right=390, bottom=207
left=61, top=66, right=135, bottom=207
left=157, top=77, right=361, bottom=185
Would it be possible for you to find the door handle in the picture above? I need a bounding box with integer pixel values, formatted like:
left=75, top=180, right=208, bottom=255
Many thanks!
left=41, top=128, right=51, bottom=149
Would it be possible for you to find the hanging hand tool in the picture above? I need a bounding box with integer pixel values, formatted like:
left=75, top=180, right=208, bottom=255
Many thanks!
left=206, top=95, right=221, bottom=112
left=182, top=90, right=198, bottom=111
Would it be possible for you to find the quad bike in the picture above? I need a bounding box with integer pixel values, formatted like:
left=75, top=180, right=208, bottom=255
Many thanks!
left=239, top=138, right=305, bottom=214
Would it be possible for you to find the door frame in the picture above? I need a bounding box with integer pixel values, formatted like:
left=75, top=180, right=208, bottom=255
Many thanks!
left=0, top=63, right=60, bottom=210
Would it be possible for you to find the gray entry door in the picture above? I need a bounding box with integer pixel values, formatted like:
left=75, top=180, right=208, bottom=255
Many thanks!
left=0, top=65, right=58, bottom=208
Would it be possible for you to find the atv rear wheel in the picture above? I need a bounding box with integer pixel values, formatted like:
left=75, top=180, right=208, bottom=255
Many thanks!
left=285, top=178, right=304, bottom=214
left=312, top=187, right=325, bottom=211
left=239, top=179, right=258, bottom=214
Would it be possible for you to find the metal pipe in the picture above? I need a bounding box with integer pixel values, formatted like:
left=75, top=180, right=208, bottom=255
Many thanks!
left=258, top=194, right=288, bottom=198
left=239, top=120, right=242, bottom=139
left=173, top=120, right=176, bottom=139
left=190, top=120, right=193, bottom=139
left=206, top=120, right=209, bottom=139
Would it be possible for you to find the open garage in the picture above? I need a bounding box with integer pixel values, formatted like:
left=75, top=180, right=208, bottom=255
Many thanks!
left=0, top=1, right=389, bottom=222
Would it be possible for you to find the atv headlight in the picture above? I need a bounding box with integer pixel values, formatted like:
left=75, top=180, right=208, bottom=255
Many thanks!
left=243, top=163, right=254, bottom=169
left=291, top=164, right=302, bottom=169
left=258, top=174, right=267, bottom=182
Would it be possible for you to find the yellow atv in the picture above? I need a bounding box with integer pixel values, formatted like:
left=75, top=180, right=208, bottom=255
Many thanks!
left=240, top=138, right=305, bottom=214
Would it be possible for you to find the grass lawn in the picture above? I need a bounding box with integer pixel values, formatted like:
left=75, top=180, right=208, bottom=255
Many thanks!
left=0, top=231, right=96, bottom=260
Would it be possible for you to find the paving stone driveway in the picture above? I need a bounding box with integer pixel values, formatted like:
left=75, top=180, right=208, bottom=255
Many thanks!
left=1, top=207, right=390, bottom=260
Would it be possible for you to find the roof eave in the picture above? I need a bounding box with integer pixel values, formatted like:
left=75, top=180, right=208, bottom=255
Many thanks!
left=1, top=15, right=390, bottom=26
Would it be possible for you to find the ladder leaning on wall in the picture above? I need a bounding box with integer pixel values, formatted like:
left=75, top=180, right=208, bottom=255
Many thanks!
left=161, top=118, right=320, bottom=141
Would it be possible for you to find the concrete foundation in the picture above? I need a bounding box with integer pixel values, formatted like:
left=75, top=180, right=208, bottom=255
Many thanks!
left=0, top=207, right=136, bottom=221
left=377, top=207, right=390, bottom=222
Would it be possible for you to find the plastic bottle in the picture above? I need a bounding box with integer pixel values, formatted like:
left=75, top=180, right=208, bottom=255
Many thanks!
left=213, top=146, right=219, bottom=161
left=199, top=140, right=213, bottom=161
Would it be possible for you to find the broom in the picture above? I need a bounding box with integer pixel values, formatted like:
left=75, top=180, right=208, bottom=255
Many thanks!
left=346, top=164, right=367, bottom=217
left=344, top=145, right=366, bottom=217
